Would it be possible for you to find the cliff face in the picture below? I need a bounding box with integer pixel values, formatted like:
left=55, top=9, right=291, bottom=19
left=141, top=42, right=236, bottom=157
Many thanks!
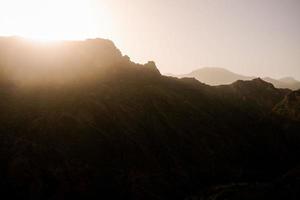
left=0, top=37, right=299, bottom=199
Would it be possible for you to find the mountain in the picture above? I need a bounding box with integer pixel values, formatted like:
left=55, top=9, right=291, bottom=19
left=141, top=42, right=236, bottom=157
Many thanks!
left=179, top=67, right=254, bottom=86
left=217, top=78, right=291, bottom=111
left=177, top=67, right=300, bottom=90
left=264, top=77, right=300, bottom=91
left=0, top=37, right=299, bottom=199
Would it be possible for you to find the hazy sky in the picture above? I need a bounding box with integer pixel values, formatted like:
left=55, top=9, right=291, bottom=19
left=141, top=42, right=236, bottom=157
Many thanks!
left=0, top=0, right=299, bottom=79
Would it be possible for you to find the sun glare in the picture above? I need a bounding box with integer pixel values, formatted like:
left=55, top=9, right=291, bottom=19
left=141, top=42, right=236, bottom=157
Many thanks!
left=0, top=0, right=112, bottom=41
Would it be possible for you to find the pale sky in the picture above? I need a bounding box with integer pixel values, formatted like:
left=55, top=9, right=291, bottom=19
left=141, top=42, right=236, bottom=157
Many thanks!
left=0, top=0, right=299, bottom=79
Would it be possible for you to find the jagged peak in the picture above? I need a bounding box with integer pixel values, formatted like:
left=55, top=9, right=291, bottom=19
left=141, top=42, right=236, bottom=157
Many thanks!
left=144, top=61, right=161, bottom=75
left=252, top=77, right=268, bottom=83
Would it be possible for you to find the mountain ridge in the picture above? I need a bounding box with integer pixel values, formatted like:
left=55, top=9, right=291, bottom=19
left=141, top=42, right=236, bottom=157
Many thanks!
left=0, top=37, right=299, bottom=199
left=173, top=67, right=300, bottom=90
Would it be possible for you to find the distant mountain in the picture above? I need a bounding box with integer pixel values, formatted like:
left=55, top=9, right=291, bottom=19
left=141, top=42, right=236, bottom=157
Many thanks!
left=264, top=77, right=300, bottom=91
left=179, top=67, right=254, bottom=85
left=0, top=37, right=299, bottom=199
left=177, top=67, right=300, bottom=90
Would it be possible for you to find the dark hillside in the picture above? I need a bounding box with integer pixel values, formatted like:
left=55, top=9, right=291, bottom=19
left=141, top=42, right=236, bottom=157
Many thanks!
left=0, top=37, right=299, bottom=199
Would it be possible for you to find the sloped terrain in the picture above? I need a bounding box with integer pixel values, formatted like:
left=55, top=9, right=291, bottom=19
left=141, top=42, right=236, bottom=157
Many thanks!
left=0, top=37, right=299, bottom=199
left=274, top=90, right=300, bottom=121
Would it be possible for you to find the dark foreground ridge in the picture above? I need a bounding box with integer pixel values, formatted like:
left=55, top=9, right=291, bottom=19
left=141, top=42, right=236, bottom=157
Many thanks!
left=0, top=37, right=299, bottom=199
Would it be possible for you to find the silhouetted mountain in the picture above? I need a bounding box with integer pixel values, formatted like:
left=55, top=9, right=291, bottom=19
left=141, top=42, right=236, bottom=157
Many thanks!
left=0, top=37, right=299, bottom=200
left=217, top=78, right=291, bottom=111
left=178, top=67, right=300, bottom=90
left=0, top=37, right=124, bottom=86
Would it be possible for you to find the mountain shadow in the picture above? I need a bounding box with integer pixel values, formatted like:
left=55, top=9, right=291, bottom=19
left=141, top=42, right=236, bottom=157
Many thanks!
left=0, top=37, right=299, bottom=199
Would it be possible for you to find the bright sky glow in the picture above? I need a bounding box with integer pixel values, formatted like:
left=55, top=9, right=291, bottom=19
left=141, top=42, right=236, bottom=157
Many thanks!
left=0, top=0, right=112, bottom=41
left=0, top=0, right=299, bottom=79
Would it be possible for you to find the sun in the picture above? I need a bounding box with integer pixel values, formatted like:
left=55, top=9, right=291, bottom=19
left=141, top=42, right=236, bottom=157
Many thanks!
left=0, top=0, right=112, bottom=41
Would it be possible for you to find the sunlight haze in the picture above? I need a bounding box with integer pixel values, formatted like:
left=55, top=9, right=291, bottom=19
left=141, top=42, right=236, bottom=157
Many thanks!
left=0, top=0, right=299, bottom=79
left=0, top=0, right=112, bottom=41
left=1, top=1, right=300, bottom=198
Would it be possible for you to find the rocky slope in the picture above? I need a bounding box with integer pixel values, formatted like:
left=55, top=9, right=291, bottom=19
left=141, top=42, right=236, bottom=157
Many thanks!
left=274, top=90, right=300, bottom=121
left=0, top=37, right=299, bottom=199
